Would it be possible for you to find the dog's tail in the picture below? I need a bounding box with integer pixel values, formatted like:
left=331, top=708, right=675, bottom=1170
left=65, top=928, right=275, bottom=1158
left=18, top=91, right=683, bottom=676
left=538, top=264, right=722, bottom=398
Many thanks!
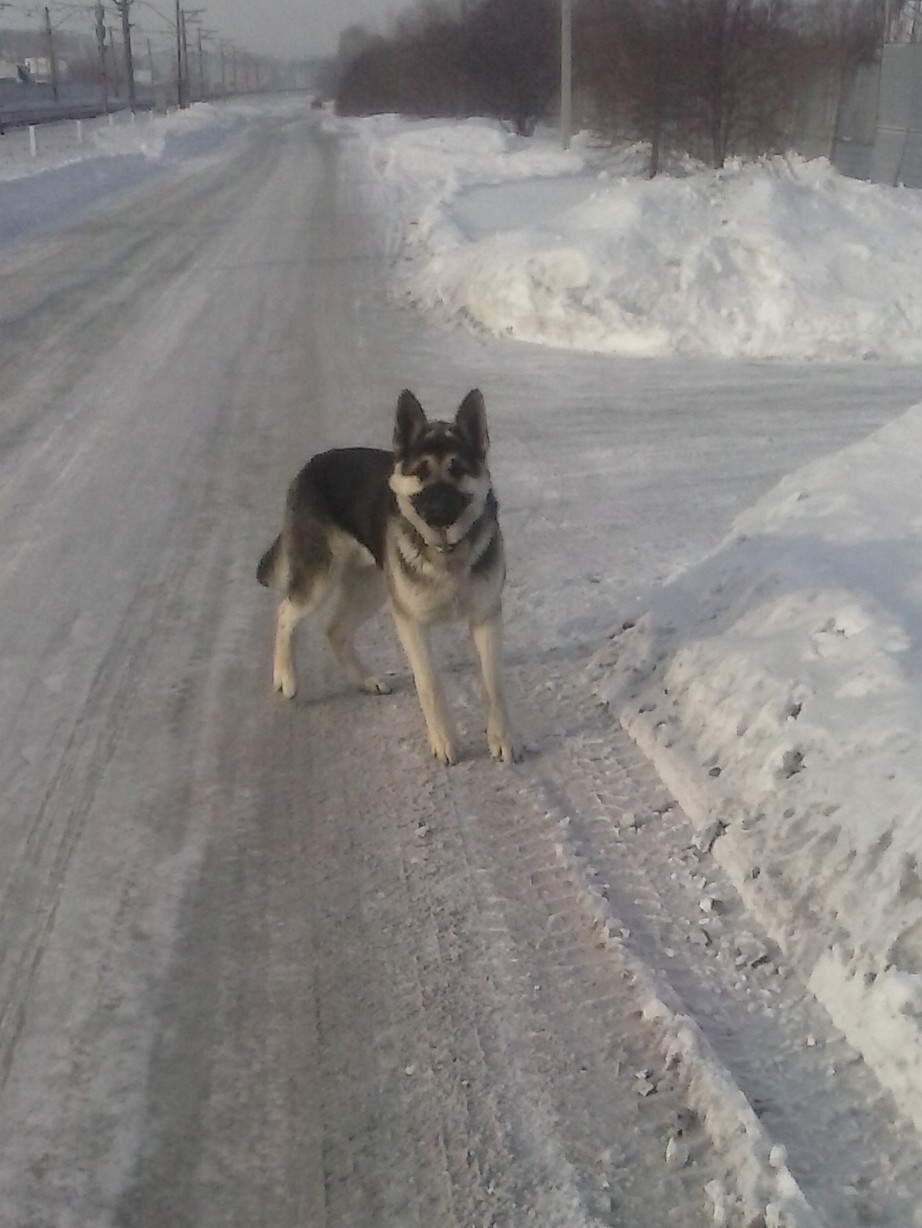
left=257, top=534, right=287, bottom=589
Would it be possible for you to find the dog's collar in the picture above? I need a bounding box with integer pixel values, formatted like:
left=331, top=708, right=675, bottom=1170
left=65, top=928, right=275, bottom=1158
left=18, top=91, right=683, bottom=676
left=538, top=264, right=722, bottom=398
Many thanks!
left=432, top=534, right=460, bottom=554
left=401, top=504, right=490, bottom=557
left=402, top=515, right=463, bottom=555
left=430, top=508, right=490, bottom=554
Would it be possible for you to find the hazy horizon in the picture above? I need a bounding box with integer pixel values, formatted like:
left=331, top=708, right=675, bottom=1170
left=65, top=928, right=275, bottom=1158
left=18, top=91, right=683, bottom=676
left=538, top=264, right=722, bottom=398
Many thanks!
left=0, top=0, right=424, bottom=61
left=200, top=0, right=410, bottom=59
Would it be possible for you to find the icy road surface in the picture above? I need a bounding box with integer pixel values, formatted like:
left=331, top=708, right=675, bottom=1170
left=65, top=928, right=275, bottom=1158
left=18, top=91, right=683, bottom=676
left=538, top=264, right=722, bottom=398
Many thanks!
left=2, top=111, right=922, bottom=1226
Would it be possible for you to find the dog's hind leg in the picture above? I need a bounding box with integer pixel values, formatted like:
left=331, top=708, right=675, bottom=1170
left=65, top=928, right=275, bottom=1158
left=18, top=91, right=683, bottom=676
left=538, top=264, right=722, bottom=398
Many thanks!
left=273, top=567, right=337, bottom=698
left=391, top=609, right=457, bottom=765
left=470, top=613, right=522, bottom=762
left=272, top=514, right=338, bottom=699
left=273, top=595, right=315, bottom=698
left=325, top=564, right=391, bottom=695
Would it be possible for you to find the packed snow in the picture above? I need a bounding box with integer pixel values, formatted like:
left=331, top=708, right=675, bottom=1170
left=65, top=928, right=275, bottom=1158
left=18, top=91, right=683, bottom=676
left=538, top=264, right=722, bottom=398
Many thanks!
left=6, top=95, right=922, bottom=1192
left=331, top=113, right=922, bottom=1139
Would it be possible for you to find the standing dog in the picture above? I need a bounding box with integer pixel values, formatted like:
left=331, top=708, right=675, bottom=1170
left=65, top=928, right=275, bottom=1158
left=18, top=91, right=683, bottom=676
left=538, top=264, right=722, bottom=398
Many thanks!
left=257, top=389, right=520, bottom=764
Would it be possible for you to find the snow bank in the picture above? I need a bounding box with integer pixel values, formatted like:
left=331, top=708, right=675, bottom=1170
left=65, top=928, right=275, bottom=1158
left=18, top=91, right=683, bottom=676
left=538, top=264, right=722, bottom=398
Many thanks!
left=591, top=402, right=922, bottom=1133
left=345, top=114, right=922, bottom=362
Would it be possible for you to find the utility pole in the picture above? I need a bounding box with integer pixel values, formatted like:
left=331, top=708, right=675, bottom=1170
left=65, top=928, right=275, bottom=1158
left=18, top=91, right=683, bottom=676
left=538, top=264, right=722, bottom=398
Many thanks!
left=43, top=7, right=59, bottom=102
left=113, top=1, right=136, bottom=112
left=174, top=0, right=183, bottom=107
left=180, top=8, right=205, bottom=101
left=108, top=25, right=120, bottom=97
left=180, top=10, right=189, bottom=100
left=560, top=0, right=572, bottom=150
left=95, top=3, right=109, bottom=114
left=197, top=26, right=218, bottom=99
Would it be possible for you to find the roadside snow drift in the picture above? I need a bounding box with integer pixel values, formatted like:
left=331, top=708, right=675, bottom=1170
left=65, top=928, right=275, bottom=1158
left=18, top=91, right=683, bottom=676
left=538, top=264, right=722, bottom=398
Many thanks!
left=346, top=114, right=922, bottom=361
left=591, top=403, right=922, bottom=1134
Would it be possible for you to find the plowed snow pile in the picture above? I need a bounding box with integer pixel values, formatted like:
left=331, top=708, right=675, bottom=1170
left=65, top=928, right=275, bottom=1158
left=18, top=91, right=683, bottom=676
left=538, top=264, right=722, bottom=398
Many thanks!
left=347, top=114, right=922, bottom=360
left=592, top=404, right=922, bottom=1134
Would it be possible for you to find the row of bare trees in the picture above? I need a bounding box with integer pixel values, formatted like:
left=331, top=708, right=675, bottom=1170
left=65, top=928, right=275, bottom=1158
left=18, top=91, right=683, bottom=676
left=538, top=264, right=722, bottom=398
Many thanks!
left=336, top=0, right=559, bottom=137
left=333, top=0, right=885, bottom=170
left=580, top=0, right=883, bottom=170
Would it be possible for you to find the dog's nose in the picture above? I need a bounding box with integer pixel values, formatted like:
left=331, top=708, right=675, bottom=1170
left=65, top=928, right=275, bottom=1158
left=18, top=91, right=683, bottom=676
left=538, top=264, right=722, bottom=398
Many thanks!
left=412, top=482, right=470, bottom=528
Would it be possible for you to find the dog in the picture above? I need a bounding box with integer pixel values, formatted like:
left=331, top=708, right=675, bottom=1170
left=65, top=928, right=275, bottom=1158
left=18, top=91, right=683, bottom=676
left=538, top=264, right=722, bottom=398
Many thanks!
left=257, top=389, right=521, bottom=764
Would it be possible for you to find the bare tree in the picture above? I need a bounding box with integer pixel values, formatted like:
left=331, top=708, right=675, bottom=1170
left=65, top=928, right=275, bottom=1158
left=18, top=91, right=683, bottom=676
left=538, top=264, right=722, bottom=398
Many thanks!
left=576, top=0, right=698, bottom=173
left=336, top=8, right=467, bottom=118
left=665, top=0, right=787, bottom=167
left=576, top=0, right=829, bottom=169
left=338, top=24, right=377, bottom=65
left=459, top=0, right=559, bottom=136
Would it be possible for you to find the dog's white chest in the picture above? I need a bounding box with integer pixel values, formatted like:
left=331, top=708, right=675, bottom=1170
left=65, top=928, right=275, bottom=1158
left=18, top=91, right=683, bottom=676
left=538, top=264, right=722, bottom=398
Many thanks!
left=386, top=530, right=500, bottom=626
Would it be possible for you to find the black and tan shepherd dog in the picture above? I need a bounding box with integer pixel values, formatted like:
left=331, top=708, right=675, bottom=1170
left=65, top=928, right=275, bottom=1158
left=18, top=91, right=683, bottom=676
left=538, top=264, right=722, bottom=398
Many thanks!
left=257, top=389, right=520, bottom=764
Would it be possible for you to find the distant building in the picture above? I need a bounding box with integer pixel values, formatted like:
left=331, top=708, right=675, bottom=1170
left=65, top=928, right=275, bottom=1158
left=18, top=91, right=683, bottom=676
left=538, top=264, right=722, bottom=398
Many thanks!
left=23, top=56, right=52, bottom=82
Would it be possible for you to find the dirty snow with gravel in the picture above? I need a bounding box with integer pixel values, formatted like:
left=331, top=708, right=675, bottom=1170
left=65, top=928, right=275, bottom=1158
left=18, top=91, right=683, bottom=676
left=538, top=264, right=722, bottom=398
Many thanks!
left=336, top=112, right=922, bottom=1160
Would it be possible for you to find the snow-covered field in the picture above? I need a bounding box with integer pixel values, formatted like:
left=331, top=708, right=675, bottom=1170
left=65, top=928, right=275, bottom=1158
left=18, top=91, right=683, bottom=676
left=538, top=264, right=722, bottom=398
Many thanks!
left=334, top=111, right=922, bottom=1140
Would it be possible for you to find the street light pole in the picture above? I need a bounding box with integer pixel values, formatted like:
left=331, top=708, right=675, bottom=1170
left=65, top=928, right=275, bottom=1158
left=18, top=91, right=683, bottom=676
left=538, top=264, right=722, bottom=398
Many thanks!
left=561, top=0, right=572, bottom=150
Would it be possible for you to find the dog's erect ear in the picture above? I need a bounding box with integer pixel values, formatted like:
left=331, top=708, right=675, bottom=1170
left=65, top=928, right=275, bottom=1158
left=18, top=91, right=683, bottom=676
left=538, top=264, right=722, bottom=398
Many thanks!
left=455, top=389, right=489, bottom=459
left=394, top=389, right=428, bottom=456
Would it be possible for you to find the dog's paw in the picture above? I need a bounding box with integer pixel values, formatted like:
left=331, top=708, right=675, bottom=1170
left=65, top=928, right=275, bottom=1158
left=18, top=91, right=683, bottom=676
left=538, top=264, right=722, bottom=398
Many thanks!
left=273, top=668, right=297, bottom=699
left=427, top=727, right=458, bottom=766
left=362, top=675, right=393, bottom=696
left=488, top=724, right=523, bottom=763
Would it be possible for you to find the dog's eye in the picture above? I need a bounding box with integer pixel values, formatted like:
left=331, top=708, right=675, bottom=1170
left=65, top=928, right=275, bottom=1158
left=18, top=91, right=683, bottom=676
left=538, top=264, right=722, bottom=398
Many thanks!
left=448, top=458, right=467, bottom=480
left=412, top=460, right=432, bottom=481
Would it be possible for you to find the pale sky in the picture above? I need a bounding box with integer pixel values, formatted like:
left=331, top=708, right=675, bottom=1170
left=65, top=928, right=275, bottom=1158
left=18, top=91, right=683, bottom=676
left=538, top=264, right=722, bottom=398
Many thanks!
left=191, top=0, right=414, bottom=59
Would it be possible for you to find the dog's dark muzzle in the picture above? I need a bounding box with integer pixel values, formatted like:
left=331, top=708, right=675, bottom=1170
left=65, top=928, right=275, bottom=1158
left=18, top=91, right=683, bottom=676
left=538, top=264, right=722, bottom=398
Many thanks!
left=412, top=481, right=471, bottom=529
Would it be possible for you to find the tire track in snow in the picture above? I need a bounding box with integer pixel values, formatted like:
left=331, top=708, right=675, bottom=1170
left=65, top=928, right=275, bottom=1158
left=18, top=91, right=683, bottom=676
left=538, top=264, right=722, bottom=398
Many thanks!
left=441, top=653, right=922, bottom=1227
left=0, top=541, right=191, bottom=1089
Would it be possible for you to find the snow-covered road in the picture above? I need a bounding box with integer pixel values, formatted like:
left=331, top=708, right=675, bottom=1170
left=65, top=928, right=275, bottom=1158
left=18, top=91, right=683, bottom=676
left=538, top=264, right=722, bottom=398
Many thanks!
left=3, top=110, right=922, bottom=1226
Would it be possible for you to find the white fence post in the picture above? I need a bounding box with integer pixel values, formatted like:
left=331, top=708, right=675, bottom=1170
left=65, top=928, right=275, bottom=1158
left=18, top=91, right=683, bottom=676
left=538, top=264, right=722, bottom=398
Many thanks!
left=29, top=125, right=37, bottom=158
left=76, top=119, right=83, bottom=144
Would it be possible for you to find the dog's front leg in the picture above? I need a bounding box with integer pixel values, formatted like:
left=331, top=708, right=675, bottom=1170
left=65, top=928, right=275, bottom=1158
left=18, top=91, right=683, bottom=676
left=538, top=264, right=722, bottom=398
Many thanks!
left=470, top=613, right=522, bottom=763
left=392, top=609, right=458, bottom=765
